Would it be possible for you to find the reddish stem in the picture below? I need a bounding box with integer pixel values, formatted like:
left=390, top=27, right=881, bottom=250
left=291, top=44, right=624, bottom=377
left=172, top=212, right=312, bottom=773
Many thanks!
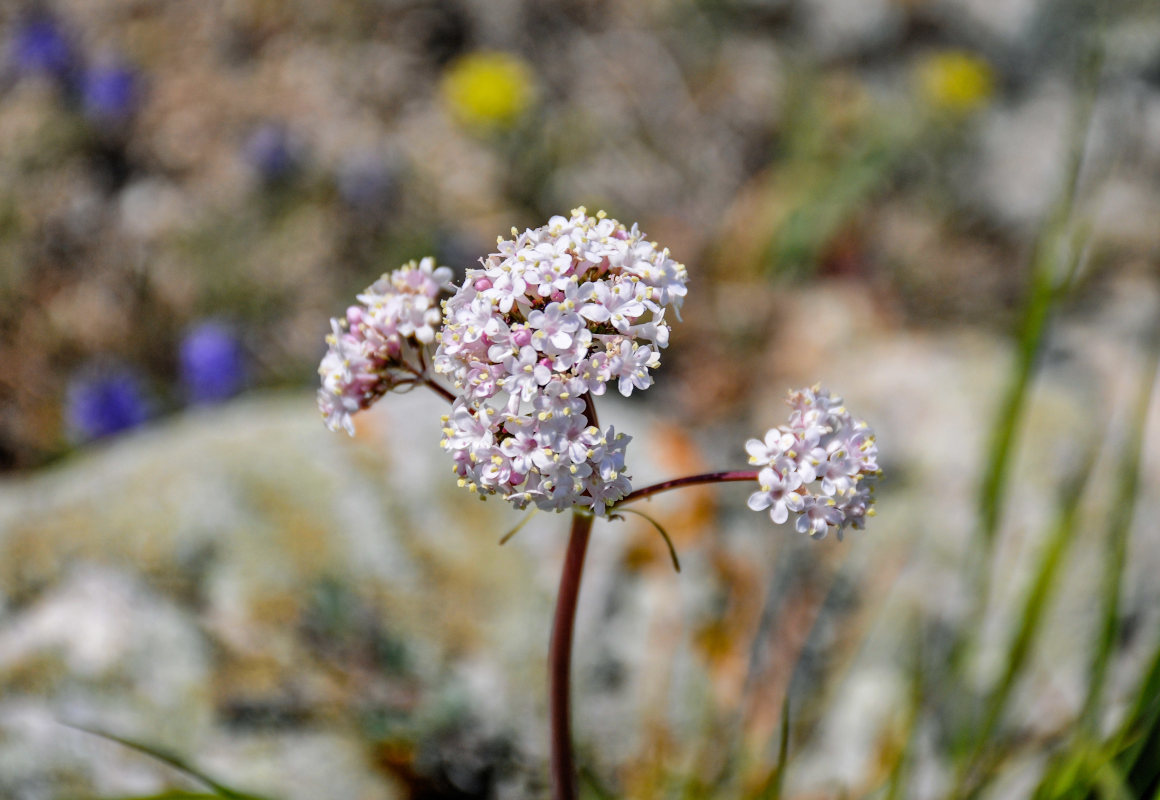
left=615, top=470, right=759, bottom=508
left=422, top=377, right=456, bottom=404
left=546, top=391, right=601, bottom=800
left=549, top=509, right=593, bottom=800
left=399, top=360, right=456, bottom=403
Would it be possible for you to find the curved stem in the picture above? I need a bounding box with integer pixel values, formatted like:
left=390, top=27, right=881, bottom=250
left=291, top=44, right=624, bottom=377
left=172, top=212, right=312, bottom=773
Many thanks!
left=549, top=509, right=594, bottom=800
left=422, top=377, right=456, bottom=404
left=398, top=360, right=456, bottom=404
left=615, top=470, right=758, bottom=508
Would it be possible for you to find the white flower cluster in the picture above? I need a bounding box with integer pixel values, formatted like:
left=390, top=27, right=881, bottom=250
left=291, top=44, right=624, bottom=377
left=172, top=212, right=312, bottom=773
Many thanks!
left=434, top=208, right=688, bottom=514
left=746, top=386, right=879, bottom=540
left=318, top=257, right=452, bottom=434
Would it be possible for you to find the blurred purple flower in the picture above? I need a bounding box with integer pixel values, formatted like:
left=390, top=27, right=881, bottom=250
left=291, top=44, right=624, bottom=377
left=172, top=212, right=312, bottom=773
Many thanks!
left=180, top=322, right=246, bottom=404
left=244, top=123, right=298, bottom=183
left=9, top=15, right=74, bottom=78
left=81, top=61, right=139, bottom=122
left=66, top=367, right=149, bottom=441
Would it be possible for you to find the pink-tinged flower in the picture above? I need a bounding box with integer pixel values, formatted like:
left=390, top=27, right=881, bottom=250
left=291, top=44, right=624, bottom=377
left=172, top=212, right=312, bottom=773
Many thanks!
left=747, top=467, right=805, bottom=524
left=433, top=208, right=687, bottom=514
left=528, top=302, right=584, bottom=351
left=746, top=386, right=880, bottom=539
left=609, top=341, right=660, bottom=397
left=795, top=495, right=846, bottom=539
left=501, top=346, right=552, bottom=401
left=318, top=258, right=451, bottom=434
left=746, top=428, right=795, bottom=466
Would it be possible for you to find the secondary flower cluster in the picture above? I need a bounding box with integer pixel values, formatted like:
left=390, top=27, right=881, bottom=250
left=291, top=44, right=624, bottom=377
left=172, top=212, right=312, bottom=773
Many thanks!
left=747, top=386, right=879, bottom=540
left=318, top=257, right=452, bottom=434
left=434, top=207, right=688, bottom=514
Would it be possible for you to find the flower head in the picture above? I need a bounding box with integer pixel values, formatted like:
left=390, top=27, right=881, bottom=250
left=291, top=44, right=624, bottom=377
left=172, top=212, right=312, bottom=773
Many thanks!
left=81, top=61, right=139, bottom=123
left=180, top=321, right=246, bottom=404
left=442, top=51, right=534, bottom=130
left=67, top=366, right=149, bottom=442
left=435, top=208, right=687, bottom=515
left=317, top=258, right=453, bottom=434
left=747, top=386, right=879, bottom=540
left=9, top=15, right=74, bottom=79
left=915, top=50, right=995, bottom=116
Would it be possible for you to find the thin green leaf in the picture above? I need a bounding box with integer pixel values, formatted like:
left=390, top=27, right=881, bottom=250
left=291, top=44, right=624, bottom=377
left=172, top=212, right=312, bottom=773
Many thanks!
left=61, top=723, right=273, bottom=800
left=498, top=508, right=538, bottom=545
left=614, top=507, right=681, bottom=572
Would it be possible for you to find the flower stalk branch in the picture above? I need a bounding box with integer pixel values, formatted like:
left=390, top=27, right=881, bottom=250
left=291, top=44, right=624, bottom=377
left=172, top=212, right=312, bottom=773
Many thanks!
left=398, top=359, right=456, bottom=403
left=615, top=470, right=760, bottom=508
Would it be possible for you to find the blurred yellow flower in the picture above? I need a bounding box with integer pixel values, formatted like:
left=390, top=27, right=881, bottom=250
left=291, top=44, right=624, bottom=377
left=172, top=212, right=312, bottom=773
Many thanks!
left=442, top=51, right=534, bottom=129
left=916, top=50, right=995, bottom=115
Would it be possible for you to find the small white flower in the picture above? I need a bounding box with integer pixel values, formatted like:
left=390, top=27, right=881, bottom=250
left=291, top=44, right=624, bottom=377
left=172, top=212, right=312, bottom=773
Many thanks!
left=610, top=341, right=660, bottom=397
left=747, top=467, right=805, bottom=524
left=746, top=386, right=880, bottom=538
left=746, top=428, right=795, bottom=466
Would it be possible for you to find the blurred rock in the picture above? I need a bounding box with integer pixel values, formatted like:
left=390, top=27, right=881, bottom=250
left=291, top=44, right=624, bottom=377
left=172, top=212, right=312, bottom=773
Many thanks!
left=970, top=80, right=1072, bottom=230
left=0, top=390, right=702, bottom=797
left=933, top=0, right=1045, bottom=46
left=803, top=0, right=905, bottom=59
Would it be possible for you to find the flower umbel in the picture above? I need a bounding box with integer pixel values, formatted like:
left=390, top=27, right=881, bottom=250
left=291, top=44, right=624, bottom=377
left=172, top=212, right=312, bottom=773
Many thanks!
left=435, top=207, right=688, bottom=515
left=746, top=386, right=879, bottom=539
left=316, top=212, right=879, bottom=800
left=317, top=257, right=452, bottom=434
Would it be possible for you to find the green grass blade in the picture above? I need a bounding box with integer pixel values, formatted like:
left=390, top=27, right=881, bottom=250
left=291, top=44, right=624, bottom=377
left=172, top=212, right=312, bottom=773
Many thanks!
left=755, top=696, right=790, bottom=800
left=77, top=795, right=224, bottom=800
left=62, top=723, right=273, bottom=800
left=968, top=31, right=1104, bottom=626
left=884, top=627, right=925, bottom=800
left=954, top=443, right=1099, bottom=797
left=1082, top=320, right=1160, bottom=726
left=1109, top=631, right=1160, bottom=795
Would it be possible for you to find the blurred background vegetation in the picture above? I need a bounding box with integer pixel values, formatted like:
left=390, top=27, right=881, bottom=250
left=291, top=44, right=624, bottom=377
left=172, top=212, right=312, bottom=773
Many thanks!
left=1, top=0, right=1160, bottom=799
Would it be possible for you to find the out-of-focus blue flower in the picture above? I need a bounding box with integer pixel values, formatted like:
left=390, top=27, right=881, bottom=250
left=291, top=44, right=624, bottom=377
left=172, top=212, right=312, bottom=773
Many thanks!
left=180, top=322, right=246, bottom=404
left=66, top=367, right=149, bottom=441
left=244, top=123, right=298, bottom=183
left=9, top=15, right=74, bottom=79
left=337, top=153, right=397, bottom=212
left=81, top=61, right=139, bottom=122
